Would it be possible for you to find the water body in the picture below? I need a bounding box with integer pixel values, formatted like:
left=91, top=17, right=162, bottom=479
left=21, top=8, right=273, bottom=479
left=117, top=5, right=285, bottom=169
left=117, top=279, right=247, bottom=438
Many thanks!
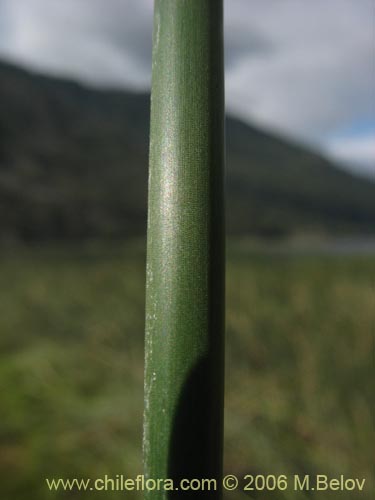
left=232, top=237, right=375, bottom=257
left=285, top=237, right=375, bottom=256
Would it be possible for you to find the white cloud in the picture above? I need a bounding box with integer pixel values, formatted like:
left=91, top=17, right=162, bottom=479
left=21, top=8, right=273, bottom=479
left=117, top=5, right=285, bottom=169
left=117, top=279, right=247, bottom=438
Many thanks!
left=0, top=0, right=154, bottom=88
left=224, top=0, right=374, bottom=143
left=327, top=134, right=375, bottom=178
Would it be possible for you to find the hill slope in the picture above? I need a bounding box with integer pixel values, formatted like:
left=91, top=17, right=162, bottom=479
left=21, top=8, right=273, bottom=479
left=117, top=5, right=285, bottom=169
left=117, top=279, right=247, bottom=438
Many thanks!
left=0, top=60, right=374, bottom=242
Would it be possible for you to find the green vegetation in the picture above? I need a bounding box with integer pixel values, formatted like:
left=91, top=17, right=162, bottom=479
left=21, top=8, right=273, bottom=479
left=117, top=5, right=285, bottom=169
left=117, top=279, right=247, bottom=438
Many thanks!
left=1, top=59, right=375, bottom=243
left=0, top=242, right=373, bottom=499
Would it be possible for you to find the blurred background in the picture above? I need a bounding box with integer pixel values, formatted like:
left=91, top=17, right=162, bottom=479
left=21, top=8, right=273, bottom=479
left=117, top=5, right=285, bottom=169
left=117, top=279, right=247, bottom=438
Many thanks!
left=0, top=1, right=374, bottom=499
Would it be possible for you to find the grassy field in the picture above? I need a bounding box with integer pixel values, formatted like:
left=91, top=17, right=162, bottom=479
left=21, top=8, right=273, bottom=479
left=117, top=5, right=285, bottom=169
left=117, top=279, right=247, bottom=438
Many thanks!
left=0, top=241, right=373, bottom=499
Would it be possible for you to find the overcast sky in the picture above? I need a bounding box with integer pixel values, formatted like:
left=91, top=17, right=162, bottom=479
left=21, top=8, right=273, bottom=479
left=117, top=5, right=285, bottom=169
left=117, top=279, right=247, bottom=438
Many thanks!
left=0, top=0, right=374, bottom=178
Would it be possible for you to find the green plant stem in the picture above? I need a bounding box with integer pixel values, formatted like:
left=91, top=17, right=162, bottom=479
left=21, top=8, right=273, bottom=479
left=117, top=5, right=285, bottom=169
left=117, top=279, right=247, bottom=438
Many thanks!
left=143, top=0, right=225, bottom=498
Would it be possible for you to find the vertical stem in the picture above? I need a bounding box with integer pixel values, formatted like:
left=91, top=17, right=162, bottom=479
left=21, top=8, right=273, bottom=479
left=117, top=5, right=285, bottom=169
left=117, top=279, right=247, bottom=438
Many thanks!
left=143, top=0, right=225, bottom=498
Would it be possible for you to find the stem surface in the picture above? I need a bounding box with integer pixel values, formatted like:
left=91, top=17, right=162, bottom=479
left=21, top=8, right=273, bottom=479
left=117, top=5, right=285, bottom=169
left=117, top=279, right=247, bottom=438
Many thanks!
left=143, top=1, right=225, bottom=497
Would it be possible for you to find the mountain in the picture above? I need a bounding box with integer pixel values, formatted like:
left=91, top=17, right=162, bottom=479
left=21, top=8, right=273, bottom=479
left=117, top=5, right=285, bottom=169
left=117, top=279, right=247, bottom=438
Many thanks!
left=0, top=59, right=374, bottom=243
